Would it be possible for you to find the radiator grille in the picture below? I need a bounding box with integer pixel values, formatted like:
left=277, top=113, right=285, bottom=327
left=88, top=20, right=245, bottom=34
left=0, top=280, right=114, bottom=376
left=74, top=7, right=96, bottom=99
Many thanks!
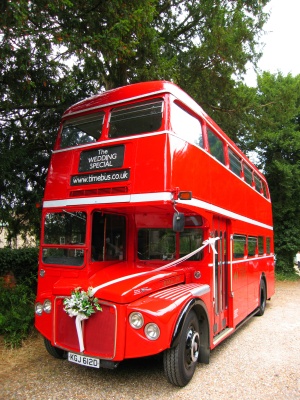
left=54, top=297, right=117, bottom=359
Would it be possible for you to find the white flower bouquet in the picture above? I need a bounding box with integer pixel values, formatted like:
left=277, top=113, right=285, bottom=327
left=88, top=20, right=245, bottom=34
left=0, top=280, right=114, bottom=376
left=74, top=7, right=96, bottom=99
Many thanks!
left=63, top=287, right=102, bottom=318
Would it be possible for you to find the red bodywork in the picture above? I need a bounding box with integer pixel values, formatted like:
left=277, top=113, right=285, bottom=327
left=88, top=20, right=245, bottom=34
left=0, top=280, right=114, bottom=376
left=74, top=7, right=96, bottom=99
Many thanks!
left=35, top=81, right=275, bottom=364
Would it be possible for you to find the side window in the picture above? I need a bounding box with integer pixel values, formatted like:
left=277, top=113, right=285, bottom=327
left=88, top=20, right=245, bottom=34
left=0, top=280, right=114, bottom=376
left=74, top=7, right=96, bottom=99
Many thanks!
left=171, top=102, right=203, bottom=148
left=262, top=181, right=269, bottom=199
left=248, top=236, right=257, bottom=257
left=233, top=234, right=246, bottom=259
left=266, top=237, right=271, bottom=254
left=228, top=148, right=242, bottom=177
left=137, top=228, right=203, bottom=261
left=138, top=229, right=175, bottom=260
left=258, top=236, right=264, bottom=255
left=91, top=213, right=126, bottom=261
left=243, top=163, right=253, bottom=186
left=207, top=128, right=225, bottom=165
left=254, top=173, right=261, bottom=193
left=179, top=229, right=203, bottom=261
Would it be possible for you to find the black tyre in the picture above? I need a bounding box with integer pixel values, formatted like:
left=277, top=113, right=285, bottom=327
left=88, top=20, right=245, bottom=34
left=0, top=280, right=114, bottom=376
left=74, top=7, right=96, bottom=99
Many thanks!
left=163, top=310, right=200, bottom=387
left=44, top=337, right=66, bottom=359
left=256, top=279, right=267, bottom=316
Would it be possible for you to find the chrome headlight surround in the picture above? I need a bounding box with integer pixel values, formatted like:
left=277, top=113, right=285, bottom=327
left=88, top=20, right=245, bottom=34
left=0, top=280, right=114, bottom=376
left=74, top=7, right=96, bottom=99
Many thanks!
left=43, top=299, right=52, bottom=313
left=144, top=323, right=160, bottom=340
left=35, top=302, right=43, bottom=316
left=35, top=299, right=52, bottom=315
left=129, top=312, right=144, bottom=329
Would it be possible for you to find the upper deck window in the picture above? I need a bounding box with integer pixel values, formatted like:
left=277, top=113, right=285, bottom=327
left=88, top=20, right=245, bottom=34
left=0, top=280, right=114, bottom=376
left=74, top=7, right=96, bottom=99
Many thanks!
left=108, top=99, right=163, bottom=138
left=171, top=102, right=203, bottom=148
left=207, top=128, right=225, bottom=165
left=60, top=112, right=104, bottom=149
left=262, top=181, right=269, bottom=198
left=243, top=163, right=253, bottom=186
left=254, top=173, right=262, bottom=193
left=228, top=148, right=242, bottom=177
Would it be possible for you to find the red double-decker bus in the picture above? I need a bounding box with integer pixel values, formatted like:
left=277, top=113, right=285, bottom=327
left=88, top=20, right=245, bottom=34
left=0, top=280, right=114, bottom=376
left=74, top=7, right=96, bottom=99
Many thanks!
left=35, top=81, right=275, bottom=386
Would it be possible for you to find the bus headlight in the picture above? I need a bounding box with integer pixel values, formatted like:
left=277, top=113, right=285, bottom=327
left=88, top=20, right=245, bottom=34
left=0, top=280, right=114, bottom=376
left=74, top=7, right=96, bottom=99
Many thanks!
left=129, top=312, right=144, bottom=329
left=35, top=302, right=43, bottom=316
left=145, top=323, right=160, bottom=340
left=43, top=299, right=52, bottom=313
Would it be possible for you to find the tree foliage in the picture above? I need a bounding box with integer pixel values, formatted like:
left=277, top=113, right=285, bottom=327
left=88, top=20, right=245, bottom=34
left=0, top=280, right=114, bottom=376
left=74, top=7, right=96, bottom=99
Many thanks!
left=250, top=73, right=300, bottom=273
left=1, top=0, right=269, bottom=242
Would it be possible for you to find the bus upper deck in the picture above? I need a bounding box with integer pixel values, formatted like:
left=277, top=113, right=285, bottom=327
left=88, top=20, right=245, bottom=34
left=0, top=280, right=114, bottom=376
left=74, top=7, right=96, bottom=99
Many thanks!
left=44, top=81, right=271, bottom=229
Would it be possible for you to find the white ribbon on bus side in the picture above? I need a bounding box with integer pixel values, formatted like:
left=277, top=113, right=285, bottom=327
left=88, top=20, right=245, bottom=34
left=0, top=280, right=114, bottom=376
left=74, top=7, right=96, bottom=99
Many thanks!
left=91, top=236, right=220, bottom=295
left=76, top=237, right=220, bottom=353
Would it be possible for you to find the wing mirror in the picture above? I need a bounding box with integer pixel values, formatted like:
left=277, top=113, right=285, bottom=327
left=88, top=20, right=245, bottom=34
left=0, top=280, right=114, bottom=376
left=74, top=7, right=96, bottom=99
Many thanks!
left=172, top=191, right=192, bottom=232
left=173, top=212, right=185, bottom=232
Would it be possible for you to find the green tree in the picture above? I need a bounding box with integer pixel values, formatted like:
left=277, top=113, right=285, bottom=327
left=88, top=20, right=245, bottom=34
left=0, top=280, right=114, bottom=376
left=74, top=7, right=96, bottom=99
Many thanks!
left=250, top=73, right=300, bottom=273
left=0, top=0, right=270, bottom=240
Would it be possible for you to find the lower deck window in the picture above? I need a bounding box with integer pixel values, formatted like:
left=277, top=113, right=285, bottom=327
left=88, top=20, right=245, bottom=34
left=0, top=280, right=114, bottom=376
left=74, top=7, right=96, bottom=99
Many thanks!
left=233, top=235, right=246, bottom=259
left=91, top=213, right=126, bottom=261
left=233, top=234, right=272, bottom=259
left=42, top=211, right=86, bottom=266
left=258, top=236, right=264, bottom=255
left=138, top=228, right=203, bottom=261
left=42, top=248, right=84, bottom=266
left=248, top=236, right=257, bottom=257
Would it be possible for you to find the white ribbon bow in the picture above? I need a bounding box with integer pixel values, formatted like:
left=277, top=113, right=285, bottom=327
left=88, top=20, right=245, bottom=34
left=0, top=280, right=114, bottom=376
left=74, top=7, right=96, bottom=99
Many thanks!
left=202, top=237, right=220, bottom=255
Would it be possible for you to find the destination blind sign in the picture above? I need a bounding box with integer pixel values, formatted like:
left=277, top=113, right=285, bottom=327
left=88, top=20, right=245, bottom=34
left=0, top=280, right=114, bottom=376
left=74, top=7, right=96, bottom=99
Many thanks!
left=71, top=169, right=130, bottom=186
left=79, top=145, right=124, bottom=172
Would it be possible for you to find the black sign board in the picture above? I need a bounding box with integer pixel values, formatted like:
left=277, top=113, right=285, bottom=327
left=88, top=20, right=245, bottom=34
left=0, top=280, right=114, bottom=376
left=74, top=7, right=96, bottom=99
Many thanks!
left=79, top=145, right=124, bottom=172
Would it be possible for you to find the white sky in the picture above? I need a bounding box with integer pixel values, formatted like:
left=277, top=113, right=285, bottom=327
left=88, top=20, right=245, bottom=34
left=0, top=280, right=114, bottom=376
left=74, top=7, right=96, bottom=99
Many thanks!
left=245, top=0, right=300, bottom=86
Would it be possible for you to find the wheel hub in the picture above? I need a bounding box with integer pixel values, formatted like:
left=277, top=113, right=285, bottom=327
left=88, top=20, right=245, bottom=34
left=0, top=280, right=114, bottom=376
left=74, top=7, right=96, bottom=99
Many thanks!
left=186, top=328, right=200, bottom=363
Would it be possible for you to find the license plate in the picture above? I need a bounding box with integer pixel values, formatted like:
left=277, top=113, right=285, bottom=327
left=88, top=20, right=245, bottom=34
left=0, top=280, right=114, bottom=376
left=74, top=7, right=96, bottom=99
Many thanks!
left=68, top=352, right=100, bottom=368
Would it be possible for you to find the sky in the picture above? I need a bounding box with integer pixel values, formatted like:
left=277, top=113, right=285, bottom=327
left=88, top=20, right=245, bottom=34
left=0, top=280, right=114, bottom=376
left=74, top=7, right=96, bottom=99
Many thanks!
left=245, top=0, right=300, bottom=86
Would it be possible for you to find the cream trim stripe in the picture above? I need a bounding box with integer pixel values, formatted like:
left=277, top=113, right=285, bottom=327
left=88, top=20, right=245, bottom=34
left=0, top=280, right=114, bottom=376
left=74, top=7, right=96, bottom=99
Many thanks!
left=43, top=192, right=172, bottom=208
left=178, top=198, right=273, bottom=230
left=43, top=192, right=273, bottom=231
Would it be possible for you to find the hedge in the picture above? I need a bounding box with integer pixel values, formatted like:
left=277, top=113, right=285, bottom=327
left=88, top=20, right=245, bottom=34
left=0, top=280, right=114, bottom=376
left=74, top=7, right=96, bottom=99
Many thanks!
left=0, top=247, right=39, bottom=283
left=0, top=247, right=39, bottom=347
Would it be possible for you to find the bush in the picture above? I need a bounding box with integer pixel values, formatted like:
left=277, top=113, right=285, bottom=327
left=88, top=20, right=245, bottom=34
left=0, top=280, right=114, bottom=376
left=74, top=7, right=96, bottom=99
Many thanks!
left=0, top=279, right=35, bottom=347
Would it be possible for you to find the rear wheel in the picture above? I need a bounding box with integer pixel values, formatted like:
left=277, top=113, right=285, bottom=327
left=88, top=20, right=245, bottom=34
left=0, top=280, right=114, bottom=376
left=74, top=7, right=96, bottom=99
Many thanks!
left=44, top=337, right=66, bottom=359
left=256, top=279, right=267, bottom=316
left=163, top=310, right=200, bottom=387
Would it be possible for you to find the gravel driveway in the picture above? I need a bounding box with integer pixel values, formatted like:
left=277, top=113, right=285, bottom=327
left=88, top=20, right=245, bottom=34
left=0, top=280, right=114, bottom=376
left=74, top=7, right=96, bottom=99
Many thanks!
left=1, top=280, right=300, bottom=400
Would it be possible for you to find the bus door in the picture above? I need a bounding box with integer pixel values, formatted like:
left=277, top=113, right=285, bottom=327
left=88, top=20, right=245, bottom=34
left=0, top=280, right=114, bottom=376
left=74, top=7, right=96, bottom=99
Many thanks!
left=212, top=216, right=229, bottom=335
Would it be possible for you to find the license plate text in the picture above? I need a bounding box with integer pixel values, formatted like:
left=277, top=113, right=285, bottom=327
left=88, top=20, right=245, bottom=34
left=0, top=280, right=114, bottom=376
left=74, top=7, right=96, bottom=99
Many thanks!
left=68, top=352, right=100, bottom=368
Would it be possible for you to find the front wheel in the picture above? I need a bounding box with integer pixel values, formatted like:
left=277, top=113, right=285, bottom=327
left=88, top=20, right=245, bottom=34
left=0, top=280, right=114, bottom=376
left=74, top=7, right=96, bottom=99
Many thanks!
left=44, top=337, right=66, bottom=359
left=163, top=310, right=200, bottom=387
left=256, top=279, right=267, bottom=316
